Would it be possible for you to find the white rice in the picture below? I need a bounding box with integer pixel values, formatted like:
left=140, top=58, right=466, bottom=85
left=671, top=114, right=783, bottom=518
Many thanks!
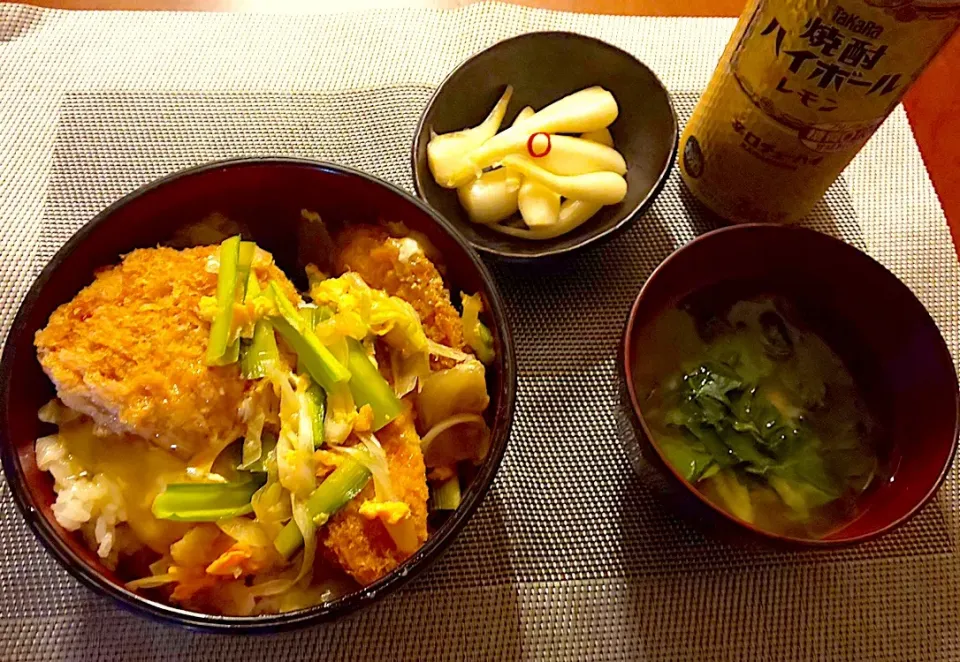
left=35, top=434, right=128, bottom=562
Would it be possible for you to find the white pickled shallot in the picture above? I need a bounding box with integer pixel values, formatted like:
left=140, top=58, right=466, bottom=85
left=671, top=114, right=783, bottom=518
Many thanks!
left=426, top=85, right=627, bottom=239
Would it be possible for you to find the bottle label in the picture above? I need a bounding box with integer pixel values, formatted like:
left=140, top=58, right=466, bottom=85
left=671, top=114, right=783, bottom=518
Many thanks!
left=730, top=0, right=959, bottom=153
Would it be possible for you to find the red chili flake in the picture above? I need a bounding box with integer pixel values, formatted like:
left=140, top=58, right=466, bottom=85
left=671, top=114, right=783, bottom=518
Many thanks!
left=526, top=132, right=552, bottom=158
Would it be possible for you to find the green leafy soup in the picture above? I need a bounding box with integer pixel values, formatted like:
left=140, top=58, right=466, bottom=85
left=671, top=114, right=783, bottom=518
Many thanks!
left=634, top=296, right=882, bottom=539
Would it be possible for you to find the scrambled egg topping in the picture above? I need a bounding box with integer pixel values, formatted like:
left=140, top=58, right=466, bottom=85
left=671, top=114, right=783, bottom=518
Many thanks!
left=358, top=500, right=412, bottom=526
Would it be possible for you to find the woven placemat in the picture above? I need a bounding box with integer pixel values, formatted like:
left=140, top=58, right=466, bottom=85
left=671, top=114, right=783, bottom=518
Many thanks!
left=2, top=3, right=959, bottom=660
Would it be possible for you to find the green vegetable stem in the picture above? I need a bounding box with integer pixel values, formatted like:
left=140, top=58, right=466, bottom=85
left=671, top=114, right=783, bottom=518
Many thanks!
left=240, top=274, right=280, bottom=379
left=345, top=338, right=402, bottom=431
left=430, top=475, right=461, bottom=511
left=151, top=476, right=267, bottom=522
left=206, top=236, right=242, bottom=366
left=274, top=457, right=371, bottom=559
left=265, top=282, right=350, bottom=390
left=305, top=382, right=326, bottom=449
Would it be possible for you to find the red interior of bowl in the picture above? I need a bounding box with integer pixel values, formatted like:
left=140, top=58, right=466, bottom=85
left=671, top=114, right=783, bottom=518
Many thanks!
left=0, top=158, right=515, bottom=630
left=624, top=225, right=959, bottom=545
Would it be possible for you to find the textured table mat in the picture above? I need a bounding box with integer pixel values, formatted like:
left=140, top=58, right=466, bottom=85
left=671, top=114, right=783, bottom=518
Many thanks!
left=2, top=3, right=960, bottom=660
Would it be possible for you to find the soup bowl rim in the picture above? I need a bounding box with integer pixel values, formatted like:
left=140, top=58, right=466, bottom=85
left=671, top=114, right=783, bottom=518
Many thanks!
left=621, top=223, right=960, bottom=547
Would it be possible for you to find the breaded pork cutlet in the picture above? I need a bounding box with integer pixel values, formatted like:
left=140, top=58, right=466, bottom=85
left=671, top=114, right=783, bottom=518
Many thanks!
left=334, top=225, right=487, bottom=478
left=335, top=227, right=466, bottom=350
left=35, top=244, right=296, bottom=459
left=325, top=227, right=468, bottom=583
left=322, top=409, right=429, bottom=585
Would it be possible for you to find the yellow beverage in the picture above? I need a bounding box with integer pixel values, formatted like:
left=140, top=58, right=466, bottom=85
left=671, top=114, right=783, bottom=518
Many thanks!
left=680, top=0, right=960, bottom=224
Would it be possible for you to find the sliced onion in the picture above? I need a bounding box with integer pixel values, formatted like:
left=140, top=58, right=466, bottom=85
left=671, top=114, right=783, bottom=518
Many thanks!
left=350, top=433, right=394, bottom=500
left=251, top=476, right=291, bottom=540
left=126, top=573, right=178, bottom=590
left=419, top=414, right=487, bottom=453
left=296, top=387, right=315, bottom=452
left=248, top=496, right=315, bottom=598
left=427, top=340, right=472, bottom=363
left=391, top=350, right=431, bottom=397
left=149, top=556, right=173, bottom=577
left=271, top=368, right=315, bottom=498
left=240, top=409, right=265, bottom=470
left=217, top=517, right=272, bottom=548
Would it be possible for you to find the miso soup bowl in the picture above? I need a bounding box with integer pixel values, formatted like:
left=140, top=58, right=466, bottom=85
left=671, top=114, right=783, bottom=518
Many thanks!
left=0, top=158, right=516, bottom=632
left=618, top=224, right=959, bottom=548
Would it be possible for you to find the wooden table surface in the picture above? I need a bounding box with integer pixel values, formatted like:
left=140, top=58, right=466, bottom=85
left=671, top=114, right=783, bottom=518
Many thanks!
left=6, top=0, right=960, bottom=254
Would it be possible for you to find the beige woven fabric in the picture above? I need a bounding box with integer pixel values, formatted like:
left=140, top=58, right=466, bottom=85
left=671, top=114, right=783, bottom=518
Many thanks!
left=1, top=3, right=959, bottom=660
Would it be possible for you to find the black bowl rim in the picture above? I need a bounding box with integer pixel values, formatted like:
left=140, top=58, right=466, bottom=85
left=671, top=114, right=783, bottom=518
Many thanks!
left=620, top=223, right=960, bottom=548
left=411, top=30, right=679, bottom=261
left=0, top=157, right=517, bottom=633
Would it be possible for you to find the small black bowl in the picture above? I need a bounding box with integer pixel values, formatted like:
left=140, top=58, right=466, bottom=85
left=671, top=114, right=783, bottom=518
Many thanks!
left=0, top=158, right=516, bottom=633
left=412, top=31, right=678, bottom=261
